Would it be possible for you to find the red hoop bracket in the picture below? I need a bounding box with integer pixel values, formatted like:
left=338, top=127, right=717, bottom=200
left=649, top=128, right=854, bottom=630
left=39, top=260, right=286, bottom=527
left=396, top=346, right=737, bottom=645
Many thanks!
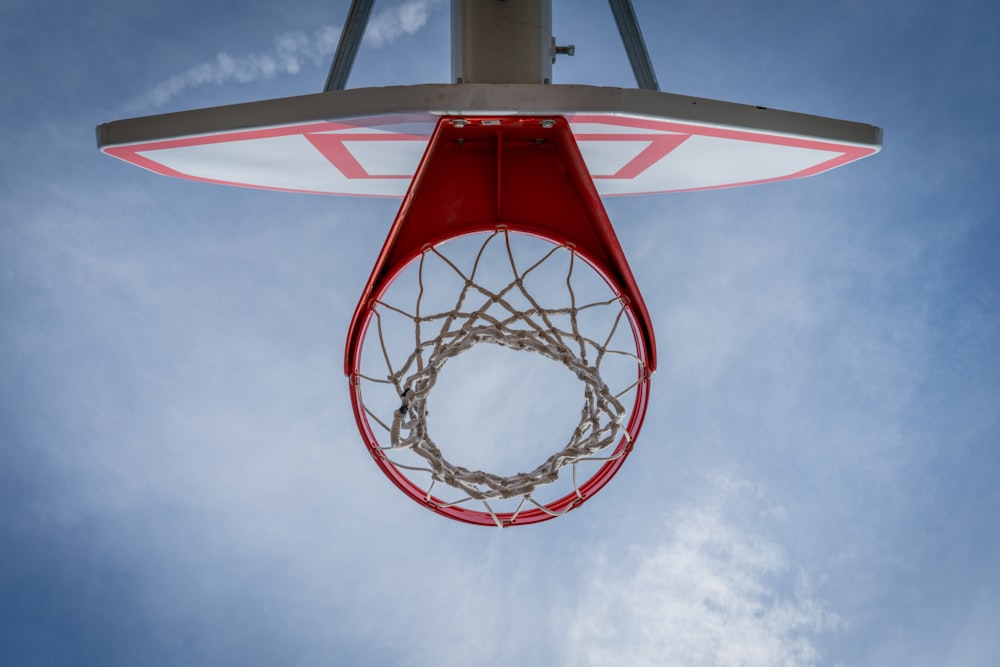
left=345, top=115, right=657, bottom=525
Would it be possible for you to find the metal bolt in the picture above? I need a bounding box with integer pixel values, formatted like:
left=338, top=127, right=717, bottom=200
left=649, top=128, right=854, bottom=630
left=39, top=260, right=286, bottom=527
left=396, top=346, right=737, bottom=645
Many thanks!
left=450, top=118, right=468, bottom=128
left=540, top=119, right=556, bottom=129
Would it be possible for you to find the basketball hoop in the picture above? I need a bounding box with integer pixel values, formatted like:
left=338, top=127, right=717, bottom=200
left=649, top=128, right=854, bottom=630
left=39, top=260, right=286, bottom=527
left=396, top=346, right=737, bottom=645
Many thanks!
left=96, top=0, right=880, bottom=528
left=345, top=116, right=655, bottom=526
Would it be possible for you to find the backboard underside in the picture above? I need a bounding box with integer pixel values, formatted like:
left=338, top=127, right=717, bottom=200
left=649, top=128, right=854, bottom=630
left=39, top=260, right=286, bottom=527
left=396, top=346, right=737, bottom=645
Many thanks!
left=98, top=84, right=881, bottom=197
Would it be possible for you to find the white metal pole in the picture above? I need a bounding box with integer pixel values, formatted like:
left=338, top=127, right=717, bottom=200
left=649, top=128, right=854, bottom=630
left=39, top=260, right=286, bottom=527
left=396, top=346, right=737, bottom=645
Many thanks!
left=451, top=0, right=554, bottom=84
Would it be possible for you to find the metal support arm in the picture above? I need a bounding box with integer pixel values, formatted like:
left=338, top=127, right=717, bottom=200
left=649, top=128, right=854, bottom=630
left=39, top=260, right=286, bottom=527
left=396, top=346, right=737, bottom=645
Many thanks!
left=608, top=0, right=659, bottom=91
left=325, top=0, right=376, bottom=91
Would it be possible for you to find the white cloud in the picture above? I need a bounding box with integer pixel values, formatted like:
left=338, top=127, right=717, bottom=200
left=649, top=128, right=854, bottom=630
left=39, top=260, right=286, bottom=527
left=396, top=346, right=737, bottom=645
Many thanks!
left=365, top=0, right=441, bottom=48
left=124, top=25, right=340, bottom=112
left=124, top=0, right=443, bottom=112
left=566, top=476, right=842, bottom=667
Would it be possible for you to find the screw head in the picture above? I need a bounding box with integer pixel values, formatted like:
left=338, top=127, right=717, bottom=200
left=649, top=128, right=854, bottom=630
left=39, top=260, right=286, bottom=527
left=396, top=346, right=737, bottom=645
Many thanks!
left=450, top=118, right=468, bottom=128
left=540, top=119, right=557, bottom=129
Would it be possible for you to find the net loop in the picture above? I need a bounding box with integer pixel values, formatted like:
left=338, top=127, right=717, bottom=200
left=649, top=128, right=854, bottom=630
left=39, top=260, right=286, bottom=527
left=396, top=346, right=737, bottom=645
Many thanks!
left=358, top=228, right=645, bottom=512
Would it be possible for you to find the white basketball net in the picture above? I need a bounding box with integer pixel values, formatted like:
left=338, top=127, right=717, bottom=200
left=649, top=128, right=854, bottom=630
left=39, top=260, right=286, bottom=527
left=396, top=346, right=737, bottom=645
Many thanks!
left=354, top=228, right=646, bottom=524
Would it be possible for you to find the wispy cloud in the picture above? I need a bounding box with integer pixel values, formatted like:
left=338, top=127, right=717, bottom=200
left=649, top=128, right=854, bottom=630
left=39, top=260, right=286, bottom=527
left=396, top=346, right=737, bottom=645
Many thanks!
left=567, top=475, right=842, bottom=667
left=124, top=0, right=442, bottom=112
left=365, top=0, right=440, bottom=47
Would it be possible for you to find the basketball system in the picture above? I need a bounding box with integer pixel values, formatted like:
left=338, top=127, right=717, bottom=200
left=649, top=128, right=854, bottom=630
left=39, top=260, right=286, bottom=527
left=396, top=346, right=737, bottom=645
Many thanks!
left=97, top=0, right=881, bottom=527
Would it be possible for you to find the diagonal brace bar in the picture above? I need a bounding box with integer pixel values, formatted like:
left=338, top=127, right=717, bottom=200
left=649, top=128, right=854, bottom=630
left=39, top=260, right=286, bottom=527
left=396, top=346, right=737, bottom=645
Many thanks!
left=607, top=0, right=659, bottom=91
left=325, top=0, right=376, bottom=92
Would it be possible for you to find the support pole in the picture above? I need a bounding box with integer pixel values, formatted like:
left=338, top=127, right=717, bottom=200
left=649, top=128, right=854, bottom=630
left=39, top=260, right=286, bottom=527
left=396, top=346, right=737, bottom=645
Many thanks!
left=608, top=0, right=659, bottom=91
left=325, top=0, right=376, bottom=92
left=451, top=0, right=553, bottom=84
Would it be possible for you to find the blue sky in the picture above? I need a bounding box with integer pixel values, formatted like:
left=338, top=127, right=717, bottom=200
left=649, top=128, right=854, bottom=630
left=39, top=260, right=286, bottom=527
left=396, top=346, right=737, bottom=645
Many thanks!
left=2, top=0, right=998, bottom=664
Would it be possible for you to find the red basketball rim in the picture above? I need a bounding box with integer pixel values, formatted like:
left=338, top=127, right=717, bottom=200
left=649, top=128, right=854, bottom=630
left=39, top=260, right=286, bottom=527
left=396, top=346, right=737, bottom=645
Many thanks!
left=347, top=226, right=653, bottom=526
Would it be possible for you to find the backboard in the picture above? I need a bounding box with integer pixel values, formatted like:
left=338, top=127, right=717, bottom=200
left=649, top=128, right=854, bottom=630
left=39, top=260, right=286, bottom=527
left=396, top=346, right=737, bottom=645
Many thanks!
left=98, top=84, right=881, bottom=197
